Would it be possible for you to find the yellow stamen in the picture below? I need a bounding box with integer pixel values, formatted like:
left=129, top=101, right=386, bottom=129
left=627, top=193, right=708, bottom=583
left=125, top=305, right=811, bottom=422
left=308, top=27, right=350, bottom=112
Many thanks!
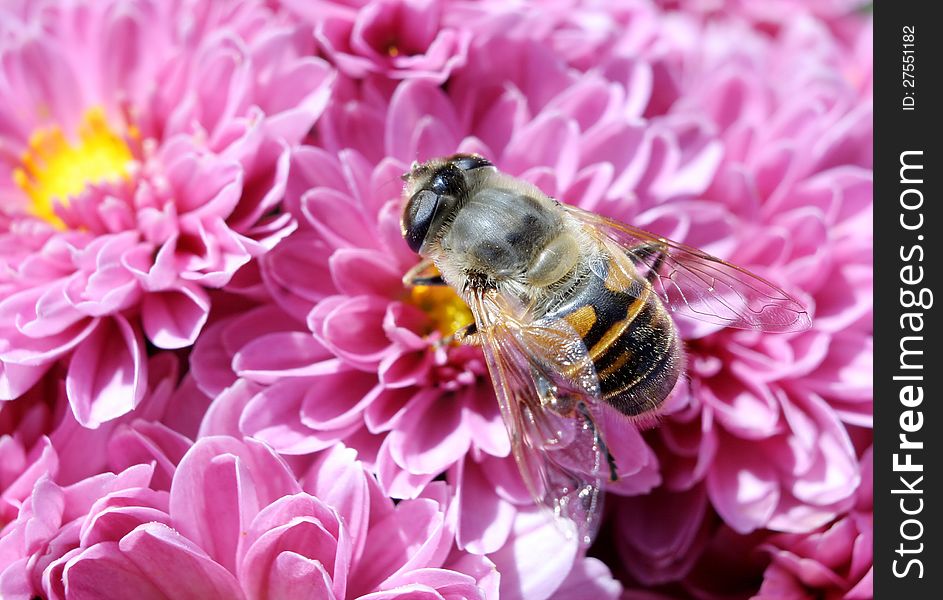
left=409, top=285, right=474, bottom=338
left=13, top=107, right=134, bottom=229
left=387, top=44, right=400, bottom=57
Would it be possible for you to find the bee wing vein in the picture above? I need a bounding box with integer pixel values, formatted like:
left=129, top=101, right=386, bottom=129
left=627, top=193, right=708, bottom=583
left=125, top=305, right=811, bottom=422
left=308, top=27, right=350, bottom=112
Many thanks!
left=565, top=205, right=812, bottom=332
left=467, top=288, right=606, bottom=547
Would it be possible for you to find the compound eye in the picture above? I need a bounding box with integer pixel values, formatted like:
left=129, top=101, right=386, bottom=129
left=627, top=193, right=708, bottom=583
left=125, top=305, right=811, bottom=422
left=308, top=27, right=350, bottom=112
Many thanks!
left=451, top=154, right=493, bottom=172
left=402, top=190, right=440, bottom=253
left=430, top=164, right=464, bottom=196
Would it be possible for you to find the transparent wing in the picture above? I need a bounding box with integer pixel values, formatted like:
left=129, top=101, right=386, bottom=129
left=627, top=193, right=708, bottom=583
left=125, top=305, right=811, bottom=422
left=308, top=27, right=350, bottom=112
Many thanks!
left=467, top=289, right=610, bottom=547
left=563, top=205, right=812, bottom=332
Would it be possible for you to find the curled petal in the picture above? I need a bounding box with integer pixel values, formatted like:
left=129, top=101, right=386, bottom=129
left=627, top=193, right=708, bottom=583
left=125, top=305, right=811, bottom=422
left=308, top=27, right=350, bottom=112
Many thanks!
left=141, top=284, right=210, bottom=349
left=66, top=316, right=147, bottom=428
left=169, top=437, right=301, bottom=573
left=63, top=524, right=244, bottom=600
left=489, top=509, right=578, bottom=600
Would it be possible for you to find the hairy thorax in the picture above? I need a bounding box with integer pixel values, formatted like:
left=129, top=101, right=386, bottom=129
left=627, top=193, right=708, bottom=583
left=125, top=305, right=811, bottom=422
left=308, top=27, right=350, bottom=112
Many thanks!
left=437, top=176, right=586, bottom=311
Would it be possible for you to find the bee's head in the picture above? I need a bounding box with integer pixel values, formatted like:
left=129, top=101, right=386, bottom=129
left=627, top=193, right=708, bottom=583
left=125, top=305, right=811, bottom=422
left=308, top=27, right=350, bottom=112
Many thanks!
left=400, top=154, right=494, bottom=254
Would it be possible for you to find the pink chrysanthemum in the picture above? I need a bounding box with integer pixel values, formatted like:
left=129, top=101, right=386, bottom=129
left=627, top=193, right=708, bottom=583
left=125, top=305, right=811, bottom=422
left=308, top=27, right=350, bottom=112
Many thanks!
left=0, top=352, right=201, bottom=528
left=655, top=0, right=869, bottom=32
left=0, top=0, right=334, bottom=426
left=0, top=0, right=872, bottom=597
left=593, top=9, right=872, bottom=593
left=644, top=9, right=871, bottom=525
left=616, top=446, right=872, bottom=598
left=283, top=0, right=471, bottom=83
left=0, top=435, right=499, bottom=599
left=758, top=446, right=873, bottom=598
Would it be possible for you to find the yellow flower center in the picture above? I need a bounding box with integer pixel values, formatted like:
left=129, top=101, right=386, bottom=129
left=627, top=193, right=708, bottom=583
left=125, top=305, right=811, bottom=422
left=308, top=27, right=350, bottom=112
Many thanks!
left=408, top=284, right=474, bottom=338
left=13, top=107, right=135, bottom=228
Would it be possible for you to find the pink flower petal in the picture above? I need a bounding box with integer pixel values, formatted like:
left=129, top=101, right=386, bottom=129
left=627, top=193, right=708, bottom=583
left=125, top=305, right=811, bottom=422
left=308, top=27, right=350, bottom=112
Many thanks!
left=379, top=349, right=433, bottom=389
left=79, top=497, right=171, bottom=548
left=240, top=493, right=349, bottom=600
left=382, top=568, right=486, bottom=600
left=300, top=370, right=378, bottom=430
left=237, top=379, right=324, bottom=454
left=388, top=390, right=470, bottom=475
left=351, top=497, right=449, bottom=595
left=261, top=233, right=337, bottom=320
left=615, top=486, right=709, bottom=585
left=489, top=509, right=578, bottom=600
left=265, top=552, right=337, bottom=600
left=141, top=284, right=210, bottom=349
left=233, top=331, right=336, bottom=383
left=331, top=248, right=403, bottom=297
left=106, top=421, right=192, bottom=491
left=503, top=112, right=580, bottom=189
left=66, top=316, right=147, bottom=428
left=551, top=558, right=622, bottom=600
left=302, top=445, right=373, bottom=563
left=707, top=435, right=781, bottom=534
left=64, top=523, right=245, bottom=599
left=385, top=80, right=461, bottom=161
left=308, top=295, right=395, bottom=369
left=456, top=457, right=516, bottom=554
left=356, top=586, right=444, bottom=600
left=0, top=361, right=49, bottom=400
left=301, top=188, right=377, bottom=251
left=376, top=436, right=438, bottom=499
left=198, top=380, right=258, bottom=439
left=169, top=437, right=301, bottom=573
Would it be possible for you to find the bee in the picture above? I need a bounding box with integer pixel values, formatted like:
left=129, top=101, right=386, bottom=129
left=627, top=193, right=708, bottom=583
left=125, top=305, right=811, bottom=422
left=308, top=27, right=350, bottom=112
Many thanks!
left=400, top=154, right=811, bottom=546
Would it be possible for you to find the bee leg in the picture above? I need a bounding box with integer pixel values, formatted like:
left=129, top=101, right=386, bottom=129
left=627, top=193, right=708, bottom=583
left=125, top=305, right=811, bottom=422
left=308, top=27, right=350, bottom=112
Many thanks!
left=603, top=444, right=619, bottom=482
left=537, top=385, right=620, bottom=482
left=410, top=275, right=446, bottom=286
left=576, top=402, right=619, bottom=482
left=627, top=241, right=668, bottom=284
left=533, top=370, right=562, bottom=410
left=403, top=259, right=446, bottom=287
left=450, top=322, right=481, bottom=346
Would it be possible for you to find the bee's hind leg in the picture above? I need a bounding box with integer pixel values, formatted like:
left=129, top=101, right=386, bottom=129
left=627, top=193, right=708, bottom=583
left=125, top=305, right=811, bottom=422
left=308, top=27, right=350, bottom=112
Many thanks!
left=403, top=258, right=446, bottom=287
left=576, top=402, right=619, bottom=483
left=450, top=322, right=481, bottom=346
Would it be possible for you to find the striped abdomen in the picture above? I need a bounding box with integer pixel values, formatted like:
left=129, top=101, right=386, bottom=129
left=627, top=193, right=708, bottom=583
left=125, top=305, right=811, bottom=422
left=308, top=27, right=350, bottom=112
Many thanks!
left=545, top=271, right=683, bottom=416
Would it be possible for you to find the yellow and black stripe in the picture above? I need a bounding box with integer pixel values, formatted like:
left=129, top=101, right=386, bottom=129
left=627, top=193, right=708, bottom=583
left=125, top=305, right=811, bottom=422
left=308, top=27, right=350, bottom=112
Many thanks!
left=547, top=267, right=682, bottom=416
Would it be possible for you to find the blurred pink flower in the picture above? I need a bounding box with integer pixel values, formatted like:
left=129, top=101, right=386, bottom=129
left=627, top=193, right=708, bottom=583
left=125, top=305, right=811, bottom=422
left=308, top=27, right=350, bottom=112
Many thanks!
left=757, top=446, right=873, bottom=599
left=439, top=0, right=663, bottom=72
left=0, top=0, right=872, bottom=597
left=612, top=484, right=711, bottom=587
left=624, top=447, right=873, bottom=599
left=629, top=10, right=872, bottom=535
left=0, top=353, right=197, bottom=528
left=282, top=0, right=470, bottom=83
left=679, top=525, right=771, bottom=599
left=654, top=0, right=868, bottom=32
left=0, top=436, right=499, bottom=599
left=0, top=0, right=334, bottom=425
